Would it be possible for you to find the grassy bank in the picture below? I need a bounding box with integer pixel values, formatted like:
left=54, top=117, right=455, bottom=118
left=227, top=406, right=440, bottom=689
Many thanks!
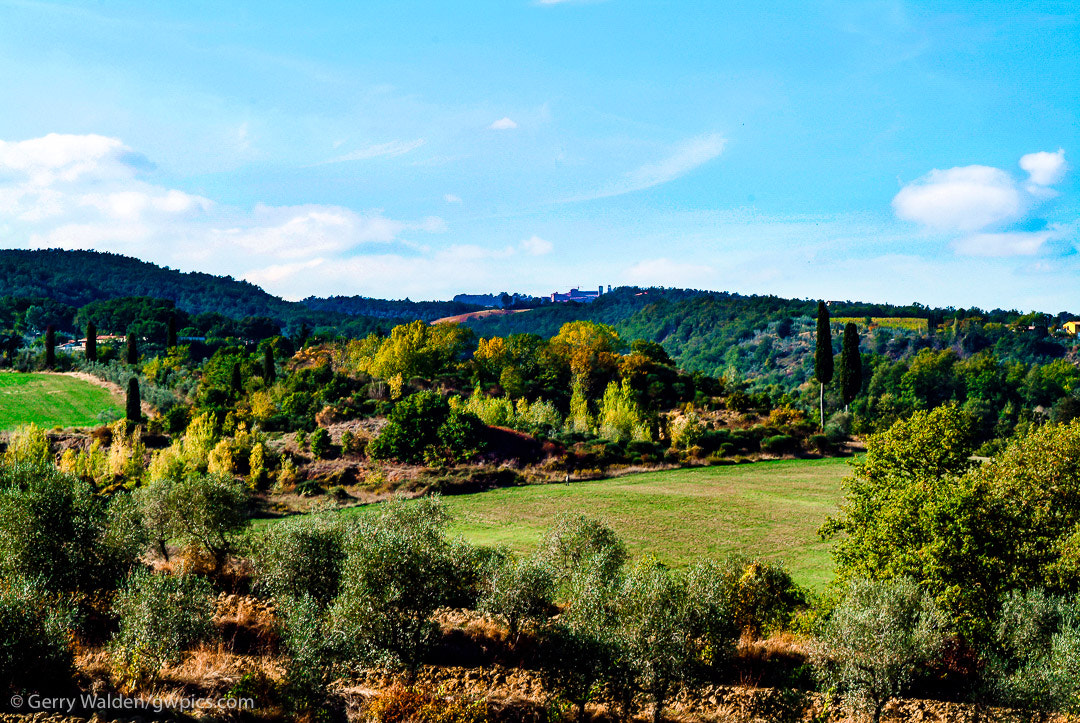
left=0, top=372, right=121, bottom=430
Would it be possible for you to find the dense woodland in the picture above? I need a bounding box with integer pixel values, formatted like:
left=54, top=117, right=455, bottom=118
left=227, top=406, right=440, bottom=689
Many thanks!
left=3, top=250, right=1080, bottom=720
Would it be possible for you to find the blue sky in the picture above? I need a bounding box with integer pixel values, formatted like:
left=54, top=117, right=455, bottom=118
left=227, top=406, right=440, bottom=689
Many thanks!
left=0, top=0, right=1077, bottom=311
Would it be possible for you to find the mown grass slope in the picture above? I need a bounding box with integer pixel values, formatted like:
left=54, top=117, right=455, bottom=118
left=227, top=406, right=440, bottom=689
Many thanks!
left=325, top=457, right=850, bottom=589
left=0, top=372, right=121, bottom=430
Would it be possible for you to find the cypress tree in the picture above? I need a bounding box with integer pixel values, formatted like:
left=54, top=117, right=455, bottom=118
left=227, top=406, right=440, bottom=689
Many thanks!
left=85, top=321, right=97, bottom=363
left=126, top=333, right=137, bottom=365
left=167, top=315, right=177, bottom=349
left=814, top=300, right=834, bottom=430
left=262, top=344, right=276, bottom=384
left=840, top=322, right=862, bottom=411
left=126, top=377, right=141, bottom=424
left=231, top=362, right=244, bottom=396
left=44, top=325, right=55, bottom=369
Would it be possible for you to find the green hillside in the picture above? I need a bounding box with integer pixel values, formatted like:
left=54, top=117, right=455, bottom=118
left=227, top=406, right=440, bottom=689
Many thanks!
left=0, top=372, right=122, bottom=429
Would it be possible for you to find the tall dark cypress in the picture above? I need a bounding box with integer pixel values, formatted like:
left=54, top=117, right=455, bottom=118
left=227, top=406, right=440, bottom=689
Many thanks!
left=263, top=344, right=276, bottom=384
left=85, top=321, right=97, bottom=363
left=44, top=325, right=55, bottom=369
left=167, top=315, right=177, bottom=349
left=814, top=300, right=834, bottom=429
left=231, top=362, right=244, bottom=396
left=126, top=332, right=137, bottom=365
left=126, top=377, right=141, bottom=424
left=840, top=322, right=862, bottom=410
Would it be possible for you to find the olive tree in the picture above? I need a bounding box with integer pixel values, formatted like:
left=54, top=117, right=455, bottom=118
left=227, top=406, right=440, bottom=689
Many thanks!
left=811, top=577, right=946, bottom=723
left=479, top=553, right=555, bottom=644
left=983, top=589, right=1080, bottom=712
left=109, top=568, right=216, bottom=687
left=0, top=463, right=146, bottom=594
left=253, top=511, right=350, bottom=608
left=0, top=577, right=75, bottom=696
left=137, top=472, right=248, bottom=568
left=328, top=497, right=462, bottom=675
left=539, top=512, right=628, bottom=589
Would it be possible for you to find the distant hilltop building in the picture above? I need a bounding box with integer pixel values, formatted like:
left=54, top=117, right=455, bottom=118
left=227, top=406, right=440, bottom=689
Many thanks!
left=1063, top=321, right=1080, bottom=336
left=551, top=285, right=610, bottom=303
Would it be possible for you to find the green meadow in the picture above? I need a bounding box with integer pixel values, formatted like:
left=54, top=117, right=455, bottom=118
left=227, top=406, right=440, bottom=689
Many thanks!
left=0, top=372, right=121, bottom=430
left=316, top=457, right=851, bottom=589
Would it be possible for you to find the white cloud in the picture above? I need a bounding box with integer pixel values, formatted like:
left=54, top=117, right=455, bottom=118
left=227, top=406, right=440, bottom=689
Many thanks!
left=489, top=117, right=518, bottom=130
left=1020, top=148, right=1067, bottom=186
left=520, top=235, right=553, bottom=256
left=322, top=138, right=425, bottom=164
left=0, top=133, right=141, bottom=186
left=892, top=165, right=1024, bottom=232
left=444, top=193, right=462, bottom=204
left=568, top=133, right=726, bottom=202
left=0, top=133, right=448, bottom=296
left=893, top=151, right=1069, bottom=238
left=953, top=231, right=1055, bottom=257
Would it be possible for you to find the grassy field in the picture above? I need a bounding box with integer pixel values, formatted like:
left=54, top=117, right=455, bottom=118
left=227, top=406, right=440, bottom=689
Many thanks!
left=321, top=458, right=850, bottom=589
left=0, top=372, right=121, bottom=430
left=834, top=316, right=927, bottom=332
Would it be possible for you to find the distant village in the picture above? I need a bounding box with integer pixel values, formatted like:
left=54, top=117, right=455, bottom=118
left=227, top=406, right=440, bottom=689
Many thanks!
left=453, top=285, right=613, bottom=308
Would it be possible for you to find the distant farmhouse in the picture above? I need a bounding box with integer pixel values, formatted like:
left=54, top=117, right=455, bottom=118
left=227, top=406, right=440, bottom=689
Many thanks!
left=1063, top=321, right=1080, bottom=336
left=550, top=285, right=610, bottom=303
left=57, top=334, right=126, bottom=353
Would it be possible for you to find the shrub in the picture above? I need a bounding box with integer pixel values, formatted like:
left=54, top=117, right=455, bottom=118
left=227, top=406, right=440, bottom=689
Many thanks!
left=368, top=391, right=486, bottom=465
left=2, top=424, right=52, bottom=466
left=109, top=568, right=216, bottom=687
left=309, top=427, right=332, bottom=459
left=137, top=472, right=248, bottom=568
left=479, top=554, right=555, bottom=642
left=0, top=577, right=75, bottom=696
left=366, top=684, right=490, bottom=723
left=668, top=407, right=704, bottom=450
left=0, top=463, right=146, bottom=593
left=761, top=434, right=797, bottom=455
left=254, top=512, right=349, bottom=608
left=811, top=577, right=946, bottom=723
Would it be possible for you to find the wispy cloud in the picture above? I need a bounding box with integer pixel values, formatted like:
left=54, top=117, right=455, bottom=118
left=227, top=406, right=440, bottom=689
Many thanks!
left=564, top=133, right=727, bottom=202
left=488, top=117, right=518, bottom=130
left=321, top=138, right=425, bottom=164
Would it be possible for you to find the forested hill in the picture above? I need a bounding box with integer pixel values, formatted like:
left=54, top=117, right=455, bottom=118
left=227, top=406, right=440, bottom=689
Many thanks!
left=299, top=295, right=482, bottom=321
left=464, top=287, right=1059, bottom=379
left=0, top=249, right=293, bottom=319
left=0, top=249, right=478, bottom=325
